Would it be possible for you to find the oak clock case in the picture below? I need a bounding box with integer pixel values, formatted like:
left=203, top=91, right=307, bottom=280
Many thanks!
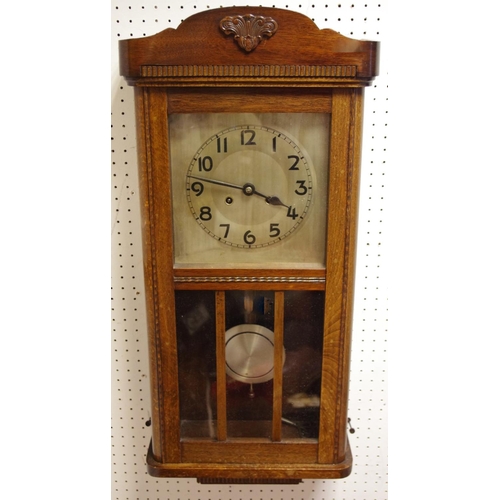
left=119, top=6, right=379, bottom=483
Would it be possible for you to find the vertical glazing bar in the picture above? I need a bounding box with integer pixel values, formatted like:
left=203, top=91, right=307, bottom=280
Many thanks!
left=215, top=291, right=227, bottom=441
left=272, top=291, right=284, bottom=441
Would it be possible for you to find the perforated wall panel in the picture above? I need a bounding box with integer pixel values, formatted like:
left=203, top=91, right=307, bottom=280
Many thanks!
left=111, top=2, right=388, bottom=498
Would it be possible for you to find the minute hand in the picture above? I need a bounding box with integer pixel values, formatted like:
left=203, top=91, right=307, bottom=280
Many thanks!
left=189, top=174, right=243, bottom=191
left=189, top=174, right=289, bottom=208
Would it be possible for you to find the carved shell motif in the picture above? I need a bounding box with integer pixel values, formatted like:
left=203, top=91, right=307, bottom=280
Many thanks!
left=220, top=14, right=278, bottom=52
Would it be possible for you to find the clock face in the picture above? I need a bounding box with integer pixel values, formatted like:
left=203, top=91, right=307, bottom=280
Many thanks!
left=170, top=113, right=330, bottom=269
left=186, top=125, right=313, bottom=249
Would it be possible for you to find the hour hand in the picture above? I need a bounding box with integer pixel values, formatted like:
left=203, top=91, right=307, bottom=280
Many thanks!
left=263, top=195, right=288, bottom=208
left=245, top=184, right=289, bottom=208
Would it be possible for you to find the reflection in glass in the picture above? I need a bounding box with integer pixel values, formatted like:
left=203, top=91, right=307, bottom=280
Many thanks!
left=176, top=291, right=216, bottom=439
left=176, top=289, right=325, bottom=441
left=282, top=291, right=324, bottom=439
left=224, top=290, right=324, bottom=440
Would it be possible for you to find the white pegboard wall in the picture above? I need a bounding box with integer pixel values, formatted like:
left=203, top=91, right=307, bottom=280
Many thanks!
left=111, top=2, right=388, bottom=499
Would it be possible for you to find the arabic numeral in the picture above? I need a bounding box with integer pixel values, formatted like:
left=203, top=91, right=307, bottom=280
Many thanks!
left=288, top=155, right=300, bottom=170
left=220, top=224, right=230, bottom=238
left=191, top=181, right=204, bottom=197
left=199, top=206, right=212, bottom=221
left=243, top=230, right=256, bottom=245
left=295, top=180, right=308, bottom=195
left=286, top=206, right=299, bottom=220
left=217, top=137, right=228, bottom=153
left=269, top=223, right=280, bottom=238
left=198, top=156, right=213, bottom=172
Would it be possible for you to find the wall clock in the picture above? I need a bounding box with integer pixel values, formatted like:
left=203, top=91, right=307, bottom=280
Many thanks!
left=119, top=6, right=379, bottom=483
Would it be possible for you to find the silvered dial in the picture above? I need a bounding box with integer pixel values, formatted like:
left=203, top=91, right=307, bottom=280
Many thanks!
left=186, top=125, right=313, bottom=249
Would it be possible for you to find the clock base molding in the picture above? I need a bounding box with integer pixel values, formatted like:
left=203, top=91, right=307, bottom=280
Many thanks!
left=146, top=439, right=352, bottom=482
left=197, top=477, right=302, bottom=485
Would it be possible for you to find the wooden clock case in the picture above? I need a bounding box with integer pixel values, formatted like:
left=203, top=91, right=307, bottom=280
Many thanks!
left=119, top=6, right=379, bottom=483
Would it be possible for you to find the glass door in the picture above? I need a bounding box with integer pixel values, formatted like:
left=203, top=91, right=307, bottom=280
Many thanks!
left=176, top=289, right=324, bottom=443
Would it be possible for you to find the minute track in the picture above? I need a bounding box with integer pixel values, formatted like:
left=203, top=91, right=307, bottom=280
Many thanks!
left=186, top=124, right=313, bottom=249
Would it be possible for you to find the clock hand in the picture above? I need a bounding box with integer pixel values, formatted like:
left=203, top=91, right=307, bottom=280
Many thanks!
left=242, top=184, right=290, bottom=208
left=189, top=174, right=243, bottom=191
left=188, top=175, right=290, bottom=208
left=256, top=193, right=289, bottom=208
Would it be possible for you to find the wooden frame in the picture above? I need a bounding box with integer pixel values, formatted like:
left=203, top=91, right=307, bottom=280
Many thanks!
left=121, top=6, right=378, bottom=482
